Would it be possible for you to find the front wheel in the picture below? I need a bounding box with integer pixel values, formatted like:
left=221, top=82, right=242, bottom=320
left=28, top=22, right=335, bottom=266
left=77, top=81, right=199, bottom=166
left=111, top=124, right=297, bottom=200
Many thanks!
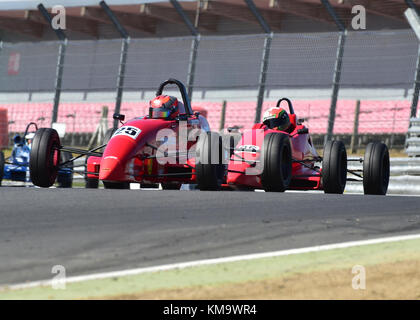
left=363, top=142, right=390, bottom=195
left=86, top=178, right=99, bottom=188
left=85, top=156, right=99, bottom=188
left=322, top=140, right=347, bottom=194
left=57, top=152, right=73, bottom=188
left=103, top=181, right=130, bottom=189
left=261, top=132, right=292, bottom=192
left=29, top=128, right=61, bottom=188
left=141, top=183, right=160, bottom=189
left=195, top=131, right=227, bottom=191
left=0, top=151, right=4, bottom=186
left=161, top=183, right=182, bottom=190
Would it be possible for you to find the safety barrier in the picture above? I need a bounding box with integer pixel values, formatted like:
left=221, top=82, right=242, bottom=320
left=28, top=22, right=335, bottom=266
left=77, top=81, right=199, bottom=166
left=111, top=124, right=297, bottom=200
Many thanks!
left=347, top=157, right=420, bottom=195
left=406, top=118, right=420, bottom=157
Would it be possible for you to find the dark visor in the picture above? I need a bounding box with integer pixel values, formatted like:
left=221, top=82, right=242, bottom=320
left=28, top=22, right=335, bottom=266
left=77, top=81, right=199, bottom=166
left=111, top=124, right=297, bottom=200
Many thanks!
left=263, top=117, right=285, bottom=129
left=149, top=106, right=172, bottom=119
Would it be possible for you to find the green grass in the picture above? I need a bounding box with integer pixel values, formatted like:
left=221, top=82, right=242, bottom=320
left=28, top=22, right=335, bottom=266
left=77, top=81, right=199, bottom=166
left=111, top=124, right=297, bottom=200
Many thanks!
left=1, top=237, right=419, bottom=300
left=2, top=148, right=12, bottom=159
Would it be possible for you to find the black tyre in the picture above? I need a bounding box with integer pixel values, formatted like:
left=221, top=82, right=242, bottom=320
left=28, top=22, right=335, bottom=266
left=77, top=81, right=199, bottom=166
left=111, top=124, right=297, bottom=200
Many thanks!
left=261, top=132, right=292, bottom=192
left=322, top=140, right=347, bottom=194
left=195, top=131, right=227, bottom=191
left=140, top=183, right=160, bottom=189
left=0, top=151, right=4, bottom=186
left=57, top=151, right=73, bottom=188
left=29, top=128, right=61, bottom=188
left=103, top=181, right=130, bottom=189
left=363, top=142, right=390, bottom=195
left=84, top=156, right=99, bottom=189
left=86, top=178, right=99, bottom=188
left=11, top=171, right=26, bottom=182
left=161, top=183, right=181, bottom=190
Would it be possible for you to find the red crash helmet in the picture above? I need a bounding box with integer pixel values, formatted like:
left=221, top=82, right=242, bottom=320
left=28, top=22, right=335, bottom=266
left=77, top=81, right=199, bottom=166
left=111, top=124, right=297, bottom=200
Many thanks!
left=149, top=95, right=180, bottom=119
left=262, top=107, right=291, bottom=131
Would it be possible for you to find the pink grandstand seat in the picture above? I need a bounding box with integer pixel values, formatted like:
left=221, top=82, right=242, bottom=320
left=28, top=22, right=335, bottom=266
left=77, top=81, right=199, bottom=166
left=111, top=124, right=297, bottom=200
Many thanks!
left=0, top=99, right=411, bottom=135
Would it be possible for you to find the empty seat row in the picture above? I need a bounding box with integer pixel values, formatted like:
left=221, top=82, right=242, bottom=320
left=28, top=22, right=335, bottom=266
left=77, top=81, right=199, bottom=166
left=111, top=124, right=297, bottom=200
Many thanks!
left=0, top=99, right=411, bottom=134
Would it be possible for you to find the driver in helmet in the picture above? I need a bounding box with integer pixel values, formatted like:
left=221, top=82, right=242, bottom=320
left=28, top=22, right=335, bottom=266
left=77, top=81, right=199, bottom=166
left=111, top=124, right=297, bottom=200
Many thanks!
left=13, top=134, right=23, bottom=147
left=262, top=107, right=291, bottom=132
left=149, top=95, right=184, bottom=120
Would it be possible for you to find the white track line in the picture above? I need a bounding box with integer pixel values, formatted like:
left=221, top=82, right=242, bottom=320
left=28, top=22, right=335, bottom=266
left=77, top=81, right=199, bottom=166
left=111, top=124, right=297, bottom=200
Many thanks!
left=3, top=233, right=420, bottom=291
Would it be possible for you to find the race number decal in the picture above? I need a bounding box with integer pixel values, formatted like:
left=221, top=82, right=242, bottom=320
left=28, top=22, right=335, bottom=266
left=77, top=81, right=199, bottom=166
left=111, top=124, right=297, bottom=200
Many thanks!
left=112, top=126, right=141, bottom=140
left=237, top=145, right=260, bottom=153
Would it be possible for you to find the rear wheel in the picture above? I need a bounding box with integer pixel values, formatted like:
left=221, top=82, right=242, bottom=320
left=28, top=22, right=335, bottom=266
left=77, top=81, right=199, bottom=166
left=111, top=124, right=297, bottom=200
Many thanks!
left=161, top=183, right=182, bottom=190
left=322, top=140, right=347, bottom=194
left=195, top=131, right=227, bottom=191
left=363, top=142, right=390, bottom=195
left=141, top=183, right=160, bottom=189
left=11, top=171, right=26, bottom=182
left=86, top=178, right=99, bottom=188
left=29, top=128, right=61, bottom=188
left=261, top=132, right=292, bottom=192
left=0, top=151, right=4, bottom=186
left=57, top=152, right=73, bottom=188
left=103, top=181, right=130, bottom=189
left=84, top=156, right=99, bottom=189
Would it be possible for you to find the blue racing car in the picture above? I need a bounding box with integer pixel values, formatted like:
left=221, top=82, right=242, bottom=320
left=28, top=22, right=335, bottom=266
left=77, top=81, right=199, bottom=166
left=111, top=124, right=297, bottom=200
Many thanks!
left=0, top=122, right=73, bottom=187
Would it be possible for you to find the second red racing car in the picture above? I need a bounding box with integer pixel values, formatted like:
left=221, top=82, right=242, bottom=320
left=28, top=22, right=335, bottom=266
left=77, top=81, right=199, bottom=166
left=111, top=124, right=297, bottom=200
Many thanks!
left=224, top=98, right=390, bottom=195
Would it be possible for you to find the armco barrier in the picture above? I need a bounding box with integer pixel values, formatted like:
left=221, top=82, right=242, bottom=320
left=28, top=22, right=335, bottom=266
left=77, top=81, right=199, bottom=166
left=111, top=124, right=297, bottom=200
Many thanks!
left=347, top=157, right=420, bottom=195
left=406, top=118, right=420, bottom=157
left=346, top=176, right=420, bottom=195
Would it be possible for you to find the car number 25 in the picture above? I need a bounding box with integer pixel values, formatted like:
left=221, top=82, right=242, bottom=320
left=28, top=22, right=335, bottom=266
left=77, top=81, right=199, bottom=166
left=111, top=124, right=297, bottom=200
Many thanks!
left=112, top=126, right=142, bottom=140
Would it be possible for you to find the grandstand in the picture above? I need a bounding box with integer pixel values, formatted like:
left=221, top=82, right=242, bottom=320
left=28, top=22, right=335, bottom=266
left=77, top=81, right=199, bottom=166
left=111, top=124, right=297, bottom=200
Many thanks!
left=0, top=0, right=418, bottom=149
left=0, top=99, right=411, bottom=134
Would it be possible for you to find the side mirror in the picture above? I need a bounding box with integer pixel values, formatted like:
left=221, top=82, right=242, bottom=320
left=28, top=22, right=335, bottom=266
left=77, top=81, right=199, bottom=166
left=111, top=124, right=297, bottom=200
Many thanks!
left=113, top=113, right=125, bottom=121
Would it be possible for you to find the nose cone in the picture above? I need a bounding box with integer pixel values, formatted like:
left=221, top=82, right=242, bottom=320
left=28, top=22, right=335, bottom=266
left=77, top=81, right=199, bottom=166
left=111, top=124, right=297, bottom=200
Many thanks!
left=99, top=157, right=125, bottom=181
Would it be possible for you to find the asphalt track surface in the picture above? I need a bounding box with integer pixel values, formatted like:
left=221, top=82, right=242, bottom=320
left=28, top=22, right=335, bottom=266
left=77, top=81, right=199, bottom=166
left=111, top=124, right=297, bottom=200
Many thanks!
left=1, top=187, right=420, bottom=286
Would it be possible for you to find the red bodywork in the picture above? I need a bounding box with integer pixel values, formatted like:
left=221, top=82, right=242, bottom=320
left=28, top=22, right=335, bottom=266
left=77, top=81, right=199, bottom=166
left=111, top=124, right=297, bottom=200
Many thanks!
left=87, top=115, right=209, bottom=185
left=225, top=114, right=323, bottom=191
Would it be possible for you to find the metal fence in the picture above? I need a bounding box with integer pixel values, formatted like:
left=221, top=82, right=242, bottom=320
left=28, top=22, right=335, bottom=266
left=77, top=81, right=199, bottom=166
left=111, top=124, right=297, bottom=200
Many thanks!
left=0, top=29, right=419, bottom=144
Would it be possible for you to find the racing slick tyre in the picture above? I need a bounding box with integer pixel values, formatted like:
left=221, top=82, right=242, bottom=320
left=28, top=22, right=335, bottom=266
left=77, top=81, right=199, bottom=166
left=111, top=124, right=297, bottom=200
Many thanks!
left=103, top=181, right=130, bottom=189
left=261, top=132, right=292, bottom=192
left=141, top=183, right=160, bottom=189
left=29, top=128, right=61, bottom=188
left=195, top=131, right=227, bottom=191
left=57, top=151, right=73, bottom=188
left=86, top=178, right=99, bottom=188
left=84, top=157, right=99, bottom=189
left=363, top=142, right=390, bottom=195
left=161, top=183, right=182, bottom=190
left=0, top=151, right=4, bottom=186
left=322, top=140, right=347, bottom=194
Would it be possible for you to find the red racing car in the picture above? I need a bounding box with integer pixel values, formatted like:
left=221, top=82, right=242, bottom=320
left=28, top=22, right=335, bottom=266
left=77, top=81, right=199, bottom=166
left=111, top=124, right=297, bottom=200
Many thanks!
left=224, top=98, right=390, bottom=195
left=29, top=79, right=227, bottom=190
